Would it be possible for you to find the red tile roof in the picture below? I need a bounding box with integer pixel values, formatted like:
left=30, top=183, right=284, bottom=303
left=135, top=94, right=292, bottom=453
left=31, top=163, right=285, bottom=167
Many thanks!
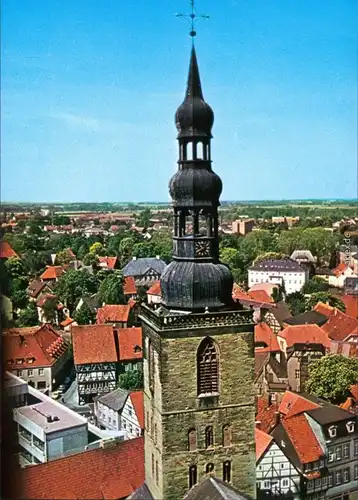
left=36, top=293, right=57, bottom=308
left=333, top=263, right=349, bottom=277
left=279, top=391, right=320, bottom=418
left=341, top=294, right=358, bottom=320
left=61, top=317, right=74, bottom=327
left=282, top=414, right=324, bottom=464
left=0, top=240, right=19, bottom=259
left=350, top=384, right=358, bottom=400
left=117, top=327, right=143, bottom=361
left=3, top=325, right=68, bottom=369
left=255, top=323, right=280, bottom=352
left=11, top=437, right=144, bottom=499
left=130, top=391, right=144, bottom=429
left=40, top=266, right=65, bottom=281
left=278, top=324, right=331, bottom=349
left=249, top=289, right=274, bottom=304
left=314, top=302, right=335, bottom=317
left=255, top=427, right=273, bottom=461
left=256, top=397, right=280, bottom=433
left=147, top=280, right=161, bottom=296
left=320, top=308, right=358, bottom=342
left=232, top=284, right=276, bottom=309
left=128, top=298, right=138, bottom=309
left=28, top=279, right=48, bottom=298
left=96, top=304, right=130, bottom=324
left=123, top=276, right=137, bottom=295
left=98, top=256, right=118, bottom=270
left=72, top=325, right=118, bottom=365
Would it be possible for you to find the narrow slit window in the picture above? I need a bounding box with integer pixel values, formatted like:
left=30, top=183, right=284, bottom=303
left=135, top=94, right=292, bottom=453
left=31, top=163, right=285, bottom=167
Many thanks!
left=189, top=465, right=197, bottom=488
left=223, top=461, right=231, bottom=482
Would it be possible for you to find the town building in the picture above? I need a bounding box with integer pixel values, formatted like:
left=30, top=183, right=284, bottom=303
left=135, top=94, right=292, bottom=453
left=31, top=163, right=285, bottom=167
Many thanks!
left=94, top=388, right=144, bottom=439
left=98, top=256, right=119, bottom=270
left=329, top=264, right=357, bottom=289
left=248, top=258, right=308, bottom=295
left=39, top=265, right=66, bottom=283
left=136, top=46, right=256, bottom=500
left=344, top=277, right=358, bottom=296
left=314, top=303, right=358, bottom=344
left=146, top=280, right=162, bottom=306
left=27, top=279, right=52, bottom=302
left=122, top=256, right=167, bottom=286
left=72, top=325, right=143, bottom=404
left=96, top=304, right=131, bottom=327
left=123, top=276, right=138, bottom=300
left=256, top=427, right=301, bottom=498
left=277, top=325, right=330, bottom=392
left=282, top=310, right=328, bottom=328
left=0, top=240, right=19, bottom=259
left=263, top=302, right=292, bottom=334
left=232, top=219, right=255, bottom=236
left=290, top=250, right=317, bottom=273
left=3, top=324, right=70, bottom=392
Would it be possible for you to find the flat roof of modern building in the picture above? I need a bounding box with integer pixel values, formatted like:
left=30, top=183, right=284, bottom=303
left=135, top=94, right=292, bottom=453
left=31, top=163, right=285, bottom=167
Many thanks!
left=15, top=401, right=86, bottom=434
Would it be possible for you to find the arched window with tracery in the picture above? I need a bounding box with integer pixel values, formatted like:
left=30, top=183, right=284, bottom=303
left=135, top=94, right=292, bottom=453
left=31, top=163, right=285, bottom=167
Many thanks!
left=188, top=428, right=197, bottom=451
left=205, top=425, right=214, bottom=448
left=197, top=337, right=219, bottom=396
left=223, top=424, right=232, bottom=447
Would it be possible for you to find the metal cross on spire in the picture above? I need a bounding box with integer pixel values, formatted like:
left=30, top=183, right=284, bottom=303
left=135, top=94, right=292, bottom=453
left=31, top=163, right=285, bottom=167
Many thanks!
left=175, top=0, right=210, bottom=42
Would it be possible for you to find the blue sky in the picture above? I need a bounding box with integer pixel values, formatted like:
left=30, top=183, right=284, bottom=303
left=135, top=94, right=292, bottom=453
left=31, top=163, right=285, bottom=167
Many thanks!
left=2, top=0, right=357, bottom=203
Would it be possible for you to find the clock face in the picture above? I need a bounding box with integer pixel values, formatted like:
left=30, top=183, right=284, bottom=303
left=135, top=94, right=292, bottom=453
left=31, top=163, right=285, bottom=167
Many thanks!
left=195, top=240, right=211, bottom=257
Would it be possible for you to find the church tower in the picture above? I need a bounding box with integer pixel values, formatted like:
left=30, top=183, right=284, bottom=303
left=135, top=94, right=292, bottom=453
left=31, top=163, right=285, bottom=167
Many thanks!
left=139, top=45, right=256, bottom=500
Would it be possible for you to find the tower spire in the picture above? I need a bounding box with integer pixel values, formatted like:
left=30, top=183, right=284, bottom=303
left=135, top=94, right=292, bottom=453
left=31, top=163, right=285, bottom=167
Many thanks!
left=186, top=46, right=203, bottom=99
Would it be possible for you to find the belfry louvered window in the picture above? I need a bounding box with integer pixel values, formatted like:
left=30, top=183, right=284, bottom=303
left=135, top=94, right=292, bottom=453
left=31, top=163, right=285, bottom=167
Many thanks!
left=197, top=337, right=219, bottom=396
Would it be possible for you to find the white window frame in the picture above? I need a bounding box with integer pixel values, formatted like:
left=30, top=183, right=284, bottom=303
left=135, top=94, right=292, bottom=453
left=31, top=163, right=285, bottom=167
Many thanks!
left=346, top=421, right=355, bottom=433
left=39, top=368, right=44, bottom=376
left=27, top=369, right=33, bottom=377
left=328, top=425, right=337, bottom=438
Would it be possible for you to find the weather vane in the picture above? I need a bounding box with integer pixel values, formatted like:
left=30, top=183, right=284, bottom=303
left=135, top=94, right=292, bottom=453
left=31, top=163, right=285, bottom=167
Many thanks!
left=175, top=0, right=210, bottom=41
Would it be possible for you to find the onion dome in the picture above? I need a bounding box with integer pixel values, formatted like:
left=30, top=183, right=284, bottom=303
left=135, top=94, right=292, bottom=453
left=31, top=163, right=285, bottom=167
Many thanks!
left=175, top=47, right=214, bottom=138
left=160, top=260, right=234, bottom=311
left=169, top=166, right=222, bottom=208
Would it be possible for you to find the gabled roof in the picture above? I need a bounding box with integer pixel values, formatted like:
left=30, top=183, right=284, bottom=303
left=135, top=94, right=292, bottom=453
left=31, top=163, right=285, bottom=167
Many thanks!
left=0, top=240, right=19, bottom=259
left=306, top=405, right=356, bottom=425
left=278, top=324, right=331, bottom=349
left=254, top=352, right=270, bottom=379
left=123, top=276, right=137, bottom=295
left=249, top=282, right=278, bottom=295
left=36, top=293, right=58, bottom=308
left=256, top=397, right=279, bottom=434
left=254, top=323, right=280, bottom=352
left=60, top=317, right=75, bottom=327
left=9, top=437, right=144, bottom=499
left=332, top=263, right=349, bottom=277
left=279, top=391, right=320, bottom=418
left=232, top=284, right=276, bottom=310
left=122, top=257, right=166, bottom=277
left=72, top=325, right=118, bottom=365
left=147, top=280, right=161, bottom=296
left=248, top=289, right=273, bottom=304
left=96, top=304, right=131, bottom=324
left=40, top=265, right=65, bottom=281
left=94, top=387, right=129, bottom=412
left=183, top=476, right=253, bottom=500
left=350, top=384, right=358, bottom=400
left=320, top=308, right=358, bottom=342
left=130, top=391, right=144, bottom=428
left=282, top=414, right=324, bottom=464
left=117, top=327, right=143, bottom=361
left=268, top=302, right=292, bottom=324
left=313, top=301, right=335, bottom=317
left=98, top=256, right=118, bottom=270
left=255, top=427, right=273, bottom=461
left=290, top=250, right=316, bottom=263
left=27, top=279, right=47, bottom=298
left=3, top=325, right=68, bottom=369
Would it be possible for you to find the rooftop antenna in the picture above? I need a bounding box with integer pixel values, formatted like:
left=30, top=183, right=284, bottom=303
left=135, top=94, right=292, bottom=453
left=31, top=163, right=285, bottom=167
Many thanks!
left=175, top=0, right=210, bottom=43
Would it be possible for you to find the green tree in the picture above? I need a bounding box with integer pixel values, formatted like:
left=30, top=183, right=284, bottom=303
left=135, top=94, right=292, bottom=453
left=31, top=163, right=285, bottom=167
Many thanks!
left=83, top=253, right=99, bottom=267
left=239, top=230, right=278, bottom=265
left=42, top=297, right=59, bottom=324
left=27, top=222, right=43, bottom=235
left=132, top=242, right=154, bottom=259
left=53, top=215, right=71, bottom=225
left=17, top=302, right=39, bottom=327
left=89, top=242, right=105, bottom=256
left=118, top=370, right=143, bottom=391
left=306, top=355, right=358, bottom=403
left=55, top=269, right=98, bottom=313
left=5, top=257, right=25, bottom=279
left=74, top=301, right=96, bottom=325
left=306, top=292, right=346, bottom=312
left=302, top=276, right=329, bottom=294
left=286, top=291, right=307, bottom=316
left=220, top=247, right=241, bottom=269
left=253, top=252, right=288, bottom=265
left=56, top=249, right=73, bottom=266
left=98, top=272, right=125, bottom=305
left=150, top=231, right=172, bottom=262
left=137, top=208, right=151, bottom=228
left=271, top=285, right=284, bottom=303
left=119, top=236, right=137, bottom=263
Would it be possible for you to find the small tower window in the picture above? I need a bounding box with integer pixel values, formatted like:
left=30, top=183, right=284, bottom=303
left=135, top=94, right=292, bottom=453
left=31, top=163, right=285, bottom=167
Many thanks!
left=223, top=461, right=231, bottom=482
left=152, top=453, right=155, bottom=476
left=155, top=460, right=159, bottom=484
left=188, top=428, right=197, bottom=451
left=189, top=465, right=197, bottom=488
left=206, top=463, right=214, bottom=473
left=197, top=142, right=204, bottom=160
left=197, top=337, right=219, bottom=396
left=205, top=425, right=214, bottom=448
left=187, top=141, right=193, bottom=161
left=154, top=423, right=157, bottom=444
left=223, top=425, right=232, bottom=447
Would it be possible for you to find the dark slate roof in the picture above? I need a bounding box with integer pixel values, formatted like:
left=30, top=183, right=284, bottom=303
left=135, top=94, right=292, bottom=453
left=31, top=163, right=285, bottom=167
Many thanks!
left=271, top=302, right=292, bottom=323
left=283, top=310, right=328, bottom=327
left=122, top=257, right=166, bottom=277
left=183, top=477, right=254, bottom=500
left=82, top=294, right=101, bottom=313
left=255, top=352, right=270, bottom=378
left=345, top=277, right=358, bottom=288
left=269, top=355, right=288, bottom=379
left=306, top=406, right=356, bottom=425
left=315, top=267, right=334, bottom=276
left=127, top=482, right=154, bottom=500
left=249, top=258, right=304, bottom=273
left=93, top=387, right=129, bottom=412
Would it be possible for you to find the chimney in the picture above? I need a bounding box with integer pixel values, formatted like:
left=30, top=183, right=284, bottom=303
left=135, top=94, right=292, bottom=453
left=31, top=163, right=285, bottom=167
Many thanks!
left=132, top=256, right=137, bottom=261
left=255, top=421, right=262, bottom=430
left=274, top=411, right=280, bottom=426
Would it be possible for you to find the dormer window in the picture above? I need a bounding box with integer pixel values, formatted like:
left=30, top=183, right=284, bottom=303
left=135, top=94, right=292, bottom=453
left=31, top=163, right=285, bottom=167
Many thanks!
left=16, top=358, right=24, bottom=364
left=26, top=357, right=35, bottom=364
left=328, top=425, right=337, bottom=438
left=346, top=421, right=355, bottom=433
